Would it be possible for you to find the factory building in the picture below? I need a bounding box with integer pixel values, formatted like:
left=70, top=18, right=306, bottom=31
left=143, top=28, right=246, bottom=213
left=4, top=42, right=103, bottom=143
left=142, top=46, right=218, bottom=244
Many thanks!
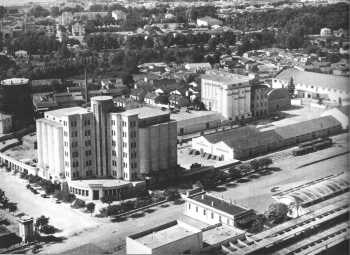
left=36, top=96, right=177, bottom=200
left=192, top=116, right=342, bottom=160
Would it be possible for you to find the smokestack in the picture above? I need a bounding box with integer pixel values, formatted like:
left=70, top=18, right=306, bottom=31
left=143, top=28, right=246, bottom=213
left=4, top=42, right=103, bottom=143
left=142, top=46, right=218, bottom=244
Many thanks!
left=84, top=68, right=89, bottom=104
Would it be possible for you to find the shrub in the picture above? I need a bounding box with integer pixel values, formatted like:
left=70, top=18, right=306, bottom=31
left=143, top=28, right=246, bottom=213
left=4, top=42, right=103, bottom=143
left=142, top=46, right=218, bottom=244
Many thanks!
left=86, top=202, right=95, bottom=215
left=41, top=225, right=56, bottom=234
left=71, top=198, right=85, bottom=209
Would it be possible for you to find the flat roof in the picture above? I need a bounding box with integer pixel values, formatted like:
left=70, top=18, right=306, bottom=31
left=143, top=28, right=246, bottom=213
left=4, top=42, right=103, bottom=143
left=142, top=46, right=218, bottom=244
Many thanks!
left=171, top=109, right=224, bottom=122
left=90, top=96, right=113, bottom=102
left=191, top=194, right=248, bottom=216
left=202, top=225, right=244, bottom=246
left=121, top=107, right=169, bottom=119
left=201, top=70, right=253, bottom=85
left=46, top=107, right=90, bottom=118
left=68, top=179, right=133, bottom=188
left=132, top=221, right=199, bottom=249
left=37, top=118, right=62, bottom=128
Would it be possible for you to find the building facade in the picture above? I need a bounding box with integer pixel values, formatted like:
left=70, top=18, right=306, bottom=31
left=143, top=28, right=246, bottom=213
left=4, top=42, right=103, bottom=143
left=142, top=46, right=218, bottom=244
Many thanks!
left=192, top=116, right=342, bottom=160
left=184, top=194, right=256, bottom=228
left=201, top=71, right=254, bottom=121
left=127, top=220, right=203, bottom=255
left=36, top=97, right=177, bottom=198
left=0, top=113, right=13, bottom=134
left=250, top=85, right=269, bottom=119
left=272, top=68, right=349, bottom=105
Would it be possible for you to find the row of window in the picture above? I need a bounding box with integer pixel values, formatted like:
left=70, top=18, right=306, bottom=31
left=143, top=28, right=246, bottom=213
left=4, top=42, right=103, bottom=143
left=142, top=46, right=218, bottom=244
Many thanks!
left=188, top=203, right=231, bottom=225
left=70, top=187, right=89, bottom=197
left=63, top=119, right=91, bottom=128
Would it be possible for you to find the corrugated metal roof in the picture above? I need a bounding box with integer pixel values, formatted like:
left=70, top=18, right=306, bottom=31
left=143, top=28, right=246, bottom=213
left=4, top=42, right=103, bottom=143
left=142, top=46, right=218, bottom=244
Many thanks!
left=201, top=116, right=341, bottom=151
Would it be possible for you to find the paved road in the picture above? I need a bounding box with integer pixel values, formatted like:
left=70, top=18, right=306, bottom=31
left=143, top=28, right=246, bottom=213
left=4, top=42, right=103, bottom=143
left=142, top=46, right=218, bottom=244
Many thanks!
left=0, top=168, right=184, bottom=254
left=211, top=134, right=349, bottom=213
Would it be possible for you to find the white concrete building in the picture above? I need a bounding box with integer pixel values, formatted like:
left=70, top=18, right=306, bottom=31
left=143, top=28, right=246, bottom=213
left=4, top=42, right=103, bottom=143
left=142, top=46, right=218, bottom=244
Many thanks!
left=201, top=70, right=254, bottom=120
left=272, top=68, right=350, bottom=105
left=112, top=10, right=127, bottom=21
left=197, top=16, right=223, bottom=27
left=37, top=107, right=96, bottom=181
left=36, top=97, right=178, bottom=199
left=320, top=27, right=332, bottom=37
left=127, top=220, right=202, bottom=255
left=184, top=194, right=256, bottom=227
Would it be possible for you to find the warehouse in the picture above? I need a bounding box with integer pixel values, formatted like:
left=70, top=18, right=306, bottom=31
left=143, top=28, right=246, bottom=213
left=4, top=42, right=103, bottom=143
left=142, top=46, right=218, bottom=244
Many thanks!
left=192, top=116, right=342, bottom=160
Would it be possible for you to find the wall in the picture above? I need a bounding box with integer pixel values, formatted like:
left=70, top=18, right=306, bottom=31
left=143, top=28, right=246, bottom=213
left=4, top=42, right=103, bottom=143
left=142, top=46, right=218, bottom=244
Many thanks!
left=184, top=200, right=235, bottom=227
left=0, top=116, right=13, bottom=134
left=139, top=120, right=177, bottom=175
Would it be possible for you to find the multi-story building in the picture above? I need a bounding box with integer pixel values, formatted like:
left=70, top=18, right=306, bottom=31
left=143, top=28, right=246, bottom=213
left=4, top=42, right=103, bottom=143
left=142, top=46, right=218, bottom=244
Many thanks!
left=37, top=107, right=96, bottom=181
left=36, top=96, right=178, bottom=200
left=0, top=78, right=34, bottom=128
left=201, top=71, right=254, bottom=121
left=250, top=84, right=269, bottom=119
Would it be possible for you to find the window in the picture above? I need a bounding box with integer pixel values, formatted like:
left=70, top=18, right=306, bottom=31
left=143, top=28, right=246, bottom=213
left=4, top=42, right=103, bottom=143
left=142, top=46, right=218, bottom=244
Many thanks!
left=211, top=212, right=214, bottom=219
left=64, top=131, right=68, bottom=137
left=188, top=203, right=191, bottom=209
left=85, top=130, right=91, bottom=136
left=72, top=152, right=79, bottom=157
left=196, top=206, right=198, bottom=212
left=203, top=209, right=206, bottom=215
left=112, top=140, right=116, bottom=146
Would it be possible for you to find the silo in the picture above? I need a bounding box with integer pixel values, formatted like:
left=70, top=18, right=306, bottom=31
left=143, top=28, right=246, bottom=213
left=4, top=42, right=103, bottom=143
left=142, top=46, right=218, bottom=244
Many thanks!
left=0, top=78, right=34, bottom=128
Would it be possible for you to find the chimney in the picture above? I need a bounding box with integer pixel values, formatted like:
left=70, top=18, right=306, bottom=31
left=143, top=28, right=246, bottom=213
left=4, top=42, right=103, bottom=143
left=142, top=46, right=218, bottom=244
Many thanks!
left=201, top=194, right=204, bottom=199
left=211, top=201, right=214, bottom=207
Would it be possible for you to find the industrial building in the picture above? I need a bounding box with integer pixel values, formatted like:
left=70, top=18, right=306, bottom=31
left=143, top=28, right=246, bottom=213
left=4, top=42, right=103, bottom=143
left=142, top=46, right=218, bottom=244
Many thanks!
left=0, top=113, right=13, bottom=134
left=171, top=110, right=224, bottom=136
left=321, top=105, right=350, bottom=129
left=0, top=78, right=34, bottom=128
left=272, top=68, right=350, bottom=105
left=36, top=96, right=177, bottom=200
left=192, top=116, right=343, bottom=160
left=126, top=193, right=250, bottom=255
left=201, top=70, right=254, bottom=121
left=127, top=220, right=203, bottom=255
left=184, top=194, right=256, bottom=228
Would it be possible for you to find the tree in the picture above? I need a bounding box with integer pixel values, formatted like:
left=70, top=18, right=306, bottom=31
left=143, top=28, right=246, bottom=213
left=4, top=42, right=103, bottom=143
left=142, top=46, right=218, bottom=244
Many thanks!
left=250, top=159, right=261, bottom=171
left=266, top=203, right=288, bottom=224
left=287, top=77, right=295, bottom=98
left=35, top=215, right=49, bottom=232
left=164, top=189, right=180, bottom=201
left=50, top=6, right=60, bottom=17
left=259, top=157, right=273, bottom=169
left=86, top=202, right=95, bottom=215
left=101, top=195, right=114, bottom=207
left=249, top=214, right=266, bottom=233
left=8, top=203, right=18, bottom=214
left=29, top=5, right=50, bottom=18
left=0, top=6, right=7, bottom=19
